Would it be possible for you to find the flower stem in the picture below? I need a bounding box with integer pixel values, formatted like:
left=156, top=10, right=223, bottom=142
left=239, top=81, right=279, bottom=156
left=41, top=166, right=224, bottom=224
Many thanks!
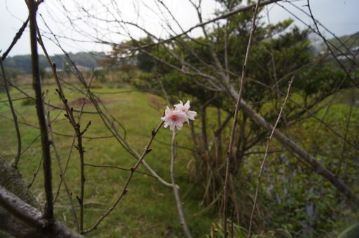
left=170, top=130, right=192, bottom=238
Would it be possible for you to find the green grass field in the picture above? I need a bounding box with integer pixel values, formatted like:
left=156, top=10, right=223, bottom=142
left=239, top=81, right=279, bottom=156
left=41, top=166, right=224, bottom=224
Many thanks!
left=1, top=81, right=359, bottom=237
left=0, top=84, right=215, bottom=237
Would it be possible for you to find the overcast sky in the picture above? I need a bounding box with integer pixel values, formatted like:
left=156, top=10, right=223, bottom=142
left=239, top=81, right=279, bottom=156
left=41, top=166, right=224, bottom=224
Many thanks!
left=1, top=0, right=359, bottom=56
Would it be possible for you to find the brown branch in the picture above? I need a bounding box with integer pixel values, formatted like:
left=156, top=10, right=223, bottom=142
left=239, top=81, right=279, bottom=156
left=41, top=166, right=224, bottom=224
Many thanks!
left=48, top=110, right=80, bottom=232
left=336, top=89, right=355, bottom=176
left=228, top=86, right=359, bottom=204
left=27, top=155, right=42, bottom=190
left=128, top=0, right=282, bottom=50
left=0, top=185, right=82, bottom=238
left=29, top=0, right=54, bottom=221
left=1, top=17, right=29, bottom=61
left=305, top=0, right=358, bottom=88
left=40, top=22, right=173, bottom=187
left=84, top=163, right=156, bottom=178
left=0, top=60, right=22, bottom=168
left=82, top=121, right=172, bottom=234
left=0, top=14, right=31, bottom=171
left=248, top=78, right=293, bottom=237
left=53, top=134, right=76, bottom=203
left=287, top=1, right=355, bottom=63
left=223, top=1, right=262, bottom=236
left=37, top=26, right=90, bottom=232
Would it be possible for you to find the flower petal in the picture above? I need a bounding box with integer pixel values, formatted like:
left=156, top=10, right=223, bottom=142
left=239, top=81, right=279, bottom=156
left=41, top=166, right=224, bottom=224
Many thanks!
left=162, top=101, right=196, bottom=130
left=187, top=110, right=197, bottom=120
left=184, top=100, right=190, bottom=110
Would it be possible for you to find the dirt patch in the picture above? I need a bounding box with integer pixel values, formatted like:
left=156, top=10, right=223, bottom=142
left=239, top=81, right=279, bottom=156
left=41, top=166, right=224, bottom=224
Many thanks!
left=68, top=97, right=101, bottom=107
left=147, top=94, right=165, bottom=111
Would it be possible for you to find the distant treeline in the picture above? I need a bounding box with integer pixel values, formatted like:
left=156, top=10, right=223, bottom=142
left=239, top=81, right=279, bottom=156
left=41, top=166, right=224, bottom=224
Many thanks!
left=3, top=51, right=106, bottom=74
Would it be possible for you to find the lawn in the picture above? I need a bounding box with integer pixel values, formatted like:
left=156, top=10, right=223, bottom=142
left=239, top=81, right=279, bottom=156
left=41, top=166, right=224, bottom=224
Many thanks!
left=0, top=83, right=214, bottom=237
left=1, top=81, right=359, bottom=237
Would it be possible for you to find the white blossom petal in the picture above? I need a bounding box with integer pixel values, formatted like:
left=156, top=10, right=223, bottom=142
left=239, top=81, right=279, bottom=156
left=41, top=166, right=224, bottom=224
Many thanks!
left=187, top=110, right=197, bottom=120
left=184, top=100, right=190, bottom=110
left=162, top=100, right=197, bottom=130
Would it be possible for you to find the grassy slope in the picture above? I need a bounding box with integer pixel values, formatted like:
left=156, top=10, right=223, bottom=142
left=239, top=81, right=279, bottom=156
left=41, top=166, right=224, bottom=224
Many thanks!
left=0, top=84, right=214, bottom=237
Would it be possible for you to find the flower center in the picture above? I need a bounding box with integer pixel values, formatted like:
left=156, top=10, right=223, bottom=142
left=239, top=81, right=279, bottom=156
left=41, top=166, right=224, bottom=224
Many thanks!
left=170, top=114, right=178, bottom=121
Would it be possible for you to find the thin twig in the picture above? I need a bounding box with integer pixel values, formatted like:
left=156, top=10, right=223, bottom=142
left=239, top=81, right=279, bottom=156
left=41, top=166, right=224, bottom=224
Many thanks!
left=37, top=27, right=89, bottom=232
left=170, top=130, right=192, bottom=238
left=48, top=109, right=80, bottom=232
left=247, top=78, right=293, bottom=237
left=305, top=0, right=356, bottom=86
left=0, top=60, right=22, bottom=168
left=27, top=156, right=43, bottom=190
left=41, top=23, right=173, bottom=187
left=53, top=134, right=76, bottom=203
left=1, top=17, right=29, bottom=61
left=336, top=89, right=354, bottom=176
left=223, top=1, right=261, bottom=236
left=82, top=121, right=172, bottom=234
left=84, top=163, right=155, bottom=178
left=118, top=0, right=282, bottom=50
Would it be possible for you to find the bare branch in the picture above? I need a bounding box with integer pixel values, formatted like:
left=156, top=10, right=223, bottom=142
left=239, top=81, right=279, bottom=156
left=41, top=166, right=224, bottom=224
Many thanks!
left=83, top=121, right=172, bottom=234
left=0, top=185, right=81, bottom=238
left=223, top=1, right=262, bottom=235
left=1, top=17, right=29, bottom=61
left=29, top=0, right=54, bottom=221
left=248, top=77, right=293, bottom=237
left=0, top=60, right=22, bottom=168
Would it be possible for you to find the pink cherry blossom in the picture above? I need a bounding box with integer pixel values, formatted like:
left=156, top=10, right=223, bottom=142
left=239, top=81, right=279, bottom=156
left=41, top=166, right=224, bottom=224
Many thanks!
left=174, top=100, right=197, bottom=122
left=161, top=106, right=188, bottom=131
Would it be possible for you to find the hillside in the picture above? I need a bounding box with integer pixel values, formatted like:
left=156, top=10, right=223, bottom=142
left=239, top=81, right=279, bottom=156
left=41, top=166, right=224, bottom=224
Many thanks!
left=323, top=31, right=359, bottom=53
left=3, top=51, right=106, bottom=74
